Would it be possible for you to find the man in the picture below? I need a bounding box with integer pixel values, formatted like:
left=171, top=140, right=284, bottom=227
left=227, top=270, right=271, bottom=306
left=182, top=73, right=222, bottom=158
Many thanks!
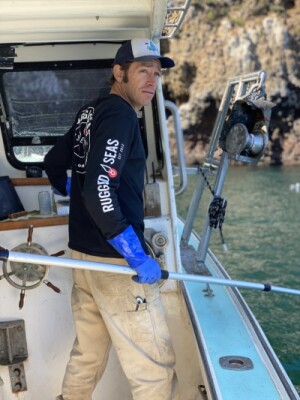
left=44, top=38, right=179, bottom=400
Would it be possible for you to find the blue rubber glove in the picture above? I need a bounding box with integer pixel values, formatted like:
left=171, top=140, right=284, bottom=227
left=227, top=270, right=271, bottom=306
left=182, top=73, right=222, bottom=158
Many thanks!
left=107, top=225, right=162, bottom=284
left=52, top=177, right=71, bottom=196
left=66, top=177, right=71, bottom=196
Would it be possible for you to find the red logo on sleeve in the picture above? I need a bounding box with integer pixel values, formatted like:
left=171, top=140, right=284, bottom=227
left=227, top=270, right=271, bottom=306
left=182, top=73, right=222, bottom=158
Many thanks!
left=100, top=164, right=118, bottom=179
left=108, top=168, right=118, bottom=178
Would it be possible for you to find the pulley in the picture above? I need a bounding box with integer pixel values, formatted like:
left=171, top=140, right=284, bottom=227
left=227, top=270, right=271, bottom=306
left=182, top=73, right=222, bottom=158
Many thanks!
left=219, top=70, right=275, bottom=164
left=225, top=122, right=268, bottom=160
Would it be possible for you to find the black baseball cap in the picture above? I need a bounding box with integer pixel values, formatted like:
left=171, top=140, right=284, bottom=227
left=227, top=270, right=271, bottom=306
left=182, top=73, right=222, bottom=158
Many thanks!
left=114, top=38, right=175, bottom=69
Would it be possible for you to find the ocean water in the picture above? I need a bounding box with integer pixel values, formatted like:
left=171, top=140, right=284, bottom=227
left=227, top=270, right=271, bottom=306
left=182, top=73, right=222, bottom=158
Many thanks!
left=176, top=165, right=300, bottom=392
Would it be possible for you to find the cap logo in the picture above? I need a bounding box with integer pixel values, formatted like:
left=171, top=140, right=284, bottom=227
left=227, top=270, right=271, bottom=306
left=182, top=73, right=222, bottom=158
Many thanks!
left=148, top=41, right=158, bottom=52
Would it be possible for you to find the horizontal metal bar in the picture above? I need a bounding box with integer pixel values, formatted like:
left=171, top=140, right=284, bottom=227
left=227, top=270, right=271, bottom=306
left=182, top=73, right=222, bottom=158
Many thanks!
left=1, top=250, right=300, bottom=297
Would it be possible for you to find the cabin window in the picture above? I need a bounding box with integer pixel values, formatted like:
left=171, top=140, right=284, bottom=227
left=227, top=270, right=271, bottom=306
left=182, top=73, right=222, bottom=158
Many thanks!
left=0, top=63, right=112, bottom=169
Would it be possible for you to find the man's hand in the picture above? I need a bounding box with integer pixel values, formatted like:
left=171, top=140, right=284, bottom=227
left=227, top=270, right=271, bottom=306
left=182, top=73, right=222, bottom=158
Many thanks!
left=131, top=256, right=162, bottom=284
left=107, top=225, right=162, bottom=284
left=52, top=177, right=71, bottom=196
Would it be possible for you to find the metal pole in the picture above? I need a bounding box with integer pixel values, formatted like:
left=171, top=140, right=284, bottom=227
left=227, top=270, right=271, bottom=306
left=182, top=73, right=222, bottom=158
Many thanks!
left=1, top=250, right=300, bottom=297
left=196, top=151, right=230, bottom=263
left=181, top=174, right=206, bottom=245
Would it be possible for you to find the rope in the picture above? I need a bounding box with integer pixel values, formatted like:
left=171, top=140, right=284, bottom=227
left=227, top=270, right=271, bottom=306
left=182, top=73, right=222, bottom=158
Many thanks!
left=199, top=167, right=228, bottom=250
left=208, top=196, right=227, bottom=230
left=199, top=166, right=215, bottom=196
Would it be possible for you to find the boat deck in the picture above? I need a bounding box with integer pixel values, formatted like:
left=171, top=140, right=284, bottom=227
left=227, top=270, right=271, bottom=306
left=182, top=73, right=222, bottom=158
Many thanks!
left=181, top=227, right=297, bottom=400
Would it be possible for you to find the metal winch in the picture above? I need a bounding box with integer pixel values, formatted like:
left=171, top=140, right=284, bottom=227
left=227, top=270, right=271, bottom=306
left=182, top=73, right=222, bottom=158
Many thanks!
left=219, top=71, right=275, bottom=164
left=225, top=121, right=268, bottom=160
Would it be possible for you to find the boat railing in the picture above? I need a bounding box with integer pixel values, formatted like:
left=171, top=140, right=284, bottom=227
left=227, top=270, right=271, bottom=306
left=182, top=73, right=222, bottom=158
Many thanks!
left=165, top=100, right=188, bottom=195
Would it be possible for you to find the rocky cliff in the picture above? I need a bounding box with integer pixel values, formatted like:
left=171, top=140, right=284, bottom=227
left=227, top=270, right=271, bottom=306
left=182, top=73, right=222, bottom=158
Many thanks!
left=162, top=0, right=300, bottom=166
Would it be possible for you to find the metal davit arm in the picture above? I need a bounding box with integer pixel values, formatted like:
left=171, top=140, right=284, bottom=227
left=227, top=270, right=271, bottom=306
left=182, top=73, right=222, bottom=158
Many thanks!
left=180, top=78, right=235, bottom=247
left=181, top=71, right=270, bottom=266
left=162, top=0, right=192, bottom=39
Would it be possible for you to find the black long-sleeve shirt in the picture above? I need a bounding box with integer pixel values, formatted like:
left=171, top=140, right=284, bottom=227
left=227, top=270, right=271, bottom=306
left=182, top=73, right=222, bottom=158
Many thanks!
left=44, top=94, right=147, bottom=257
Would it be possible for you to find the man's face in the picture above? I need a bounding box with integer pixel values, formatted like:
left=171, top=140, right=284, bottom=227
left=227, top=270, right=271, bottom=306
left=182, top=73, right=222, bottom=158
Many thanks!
left=119, top=61, right=162, bottom=110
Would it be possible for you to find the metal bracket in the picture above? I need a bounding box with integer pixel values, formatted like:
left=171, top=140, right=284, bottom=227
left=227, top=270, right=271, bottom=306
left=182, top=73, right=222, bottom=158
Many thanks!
left=9, top=362, right=27, bottom=393
left=0, top=320, right=28, bottom=366
left=219, top=355, right=254, bottom=371
left=203, top=283, right=214, bottom=298
left=0, top=46, right=16, bottom=69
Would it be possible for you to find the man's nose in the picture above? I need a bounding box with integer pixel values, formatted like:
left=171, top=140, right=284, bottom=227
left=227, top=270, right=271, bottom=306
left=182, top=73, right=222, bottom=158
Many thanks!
left=147, top=73, right=157, bottom=86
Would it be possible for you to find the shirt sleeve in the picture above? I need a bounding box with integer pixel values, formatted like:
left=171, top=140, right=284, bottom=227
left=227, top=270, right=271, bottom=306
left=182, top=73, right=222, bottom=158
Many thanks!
left=82, top=104, right=137, bottom=239
left=44, top=127, right=73, bottom=195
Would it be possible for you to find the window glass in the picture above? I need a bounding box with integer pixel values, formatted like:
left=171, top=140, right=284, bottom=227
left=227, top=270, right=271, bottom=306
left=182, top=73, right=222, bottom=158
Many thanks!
left=2, top=68, right=111, bottom=164
left=12, top=145, right=53, bottom=163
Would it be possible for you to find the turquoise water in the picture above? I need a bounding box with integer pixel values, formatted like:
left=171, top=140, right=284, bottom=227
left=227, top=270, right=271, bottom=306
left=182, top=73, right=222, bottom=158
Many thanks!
left=176, top=165, right=300, bottom=392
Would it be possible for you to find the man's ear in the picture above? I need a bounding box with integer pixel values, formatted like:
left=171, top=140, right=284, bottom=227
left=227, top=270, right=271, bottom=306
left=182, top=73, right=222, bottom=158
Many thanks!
left=113, top=65, right=124, bottom=83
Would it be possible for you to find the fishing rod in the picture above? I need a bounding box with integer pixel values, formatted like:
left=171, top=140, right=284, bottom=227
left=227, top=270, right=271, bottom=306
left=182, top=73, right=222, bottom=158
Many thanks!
left=0, top=249, right=300, bottom=297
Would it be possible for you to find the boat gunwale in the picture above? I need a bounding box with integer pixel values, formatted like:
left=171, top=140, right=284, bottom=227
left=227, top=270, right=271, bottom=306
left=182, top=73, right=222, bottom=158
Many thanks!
left=178, top=217, right=300, bottom=400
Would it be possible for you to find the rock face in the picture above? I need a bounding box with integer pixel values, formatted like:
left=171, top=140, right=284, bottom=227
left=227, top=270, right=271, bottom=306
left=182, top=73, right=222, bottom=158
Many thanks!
left=162, top=0, right=300, bottom=166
